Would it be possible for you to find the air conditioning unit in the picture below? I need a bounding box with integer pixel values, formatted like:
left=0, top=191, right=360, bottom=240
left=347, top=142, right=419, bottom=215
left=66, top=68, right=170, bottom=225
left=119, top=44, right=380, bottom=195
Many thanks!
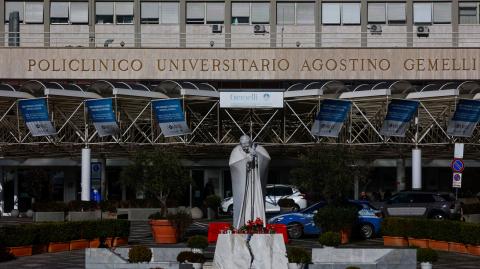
left=416, top=26, right=430, bottom=37
left=253, top=24, right=266, bottom=34
left=212, top=24, right=223, bottom=33
left=368, top=24, right=382, bottom=35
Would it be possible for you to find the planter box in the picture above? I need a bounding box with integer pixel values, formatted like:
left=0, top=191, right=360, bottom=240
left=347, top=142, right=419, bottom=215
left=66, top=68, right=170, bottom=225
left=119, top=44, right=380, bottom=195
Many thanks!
left=150, top=219, right=177, bottom=244
left=449, top=242, right=468, bottom=254
left=7, top=245, right=33, bottom=257
left=429, top=240, right=449, bottom=252
left=67, top=210, right=101, bottom=221
left=464, top=214, right=480, bottom=223
left=70, top=239, right=90, bottom=250
left=101, top=212, right=117, bottom=219
left=48, top=242, right=70, bottom=253
left=33, top=211, right=64, bottom=222
left=408, top=238, right=429, bottom=248
left=32, top=244, right=48, bottom=255
left=383, top=236, right=408, bottom=247
left=117, top=208, right=177, bottom=221
left=113, top=237, right=128, bottom=247
left=466, top=245, right=480, bottom=256
left=89, top=238, right=100, bottom=248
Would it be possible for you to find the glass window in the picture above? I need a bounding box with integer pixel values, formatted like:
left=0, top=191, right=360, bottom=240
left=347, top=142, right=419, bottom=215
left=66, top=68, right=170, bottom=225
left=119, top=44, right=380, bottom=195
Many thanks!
left=413, top=3, right=432, bottom=24
left=389, top=193, right=410, bottom=204
left=96, top=2, right=114, bottom=24
left=342, top=3, right=361, bottom=24
left=459, top=3, right=478, bottom=24
left=412, top=194, right=435, bottom=203
left=141, top=2, right=160, bottom=24
left=25, top=2, right=43, bottom=23
left=368, top=3, right=386, bottom=23
left=232, top=2, right=250, bottom=24
left=388, top=3, right=406, bottom=24
left=5, top=1, right=24, bottom=22
left=116, top=2, right=134, bottom=24
left=322, top=3, right=340, bottom=24
left=296, top=3, right=314, bottom=24
left=161, top=2, right=179, bottom=24
left=433, top=2, right=451, bottom=24
left=251, top=3, right=269, bottom=24
left=277, top=3, right=295, bottom=25
left=51, top=2, right=69, bottom=24
left=206, top=2, right=224, bottom=24
left=187, top=2, right=205, bottom=24
left=70, top=2, right=88, bottom=24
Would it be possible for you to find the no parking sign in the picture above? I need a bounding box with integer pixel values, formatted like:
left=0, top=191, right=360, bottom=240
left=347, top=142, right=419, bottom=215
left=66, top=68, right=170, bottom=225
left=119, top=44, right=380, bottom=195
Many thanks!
left=452, top=172, right=462, bottom=188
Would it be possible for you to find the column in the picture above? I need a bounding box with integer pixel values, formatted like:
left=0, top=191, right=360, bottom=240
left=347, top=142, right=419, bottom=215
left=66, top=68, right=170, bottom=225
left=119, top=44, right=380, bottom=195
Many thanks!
left=315, top=0, right=321, bottom=47
left=44, top=0, right=50, bottom=47
left=360, top=0, right=367, bottom=47
left=269, top=0, right=276, bottom=48
left=89, top=0, right=95, bottom=47
left=452, top=0, right=459, bottom=47
left=100, top=157, right=107, bottom=200
left=412, top=148, right=422, bottom=190
left=134, top=0, right=141, bottom=47
left=0, top=0, right=5, bottom=47
left=81, top=148, right=91, bottom=201
left=180, top=0, right=186, bottom=47
left=224, top=0, right=231, bottom=47
left=396, top=159, right=406, bottom=191
left=406, top=0, right=413, bottom=47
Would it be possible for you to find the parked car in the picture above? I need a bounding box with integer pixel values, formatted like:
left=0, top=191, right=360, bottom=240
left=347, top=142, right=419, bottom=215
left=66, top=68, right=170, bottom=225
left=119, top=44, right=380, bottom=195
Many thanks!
left=373, top=191, right=460, bottom=219
left=268, top=200, right=383, bottom=239
left=221, top=184, right=307, bottom=215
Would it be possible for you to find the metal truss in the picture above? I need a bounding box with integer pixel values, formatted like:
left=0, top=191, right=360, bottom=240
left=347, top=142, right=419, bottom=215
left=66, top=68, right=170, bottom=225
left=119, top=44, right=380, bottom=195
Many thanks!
left=1, top=80, right=480, bottom=159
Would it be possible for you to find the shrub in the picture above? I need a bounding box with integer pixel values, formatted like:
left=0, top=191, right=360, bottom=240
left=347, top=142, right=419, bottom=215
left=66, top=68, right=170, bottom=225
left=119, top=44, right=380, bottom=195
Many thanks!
left=149, top=212, right=164, bottom=220
left=113, top=220, right=131, bottom=238
left=187, top=235, right=209, bottom=249
left=460, top=222, right=480, bottom=245
left=167, top=209, right=193, bottom=241
left=100, top=200, right=118, bottom=213
left=417, top=248, right=438, bottom=263
left=319, top=231, right=341, bottom=247
left=189, top=253, right=206, bottom=263
left=67, top=201, right=98, bottom=211
left=32, top=201, right=67, bottom=212
left=34, top=223, right=53, bottom=244
left=205, top=195, right=222, bottom=209
left=278, top=198, right=296, bottom=208
left=314, top=205, right=357, bottom=232
left=128, top=245, right=152, bottom=263
left=47, top=222, right=76, bottom=242
left=287, top=246, right=311, bottom=264
left=381, top=218, right=409, bottom=237
left=0, top=225, right=36, bottom=247
left=177, top=251, right=194, bottom=263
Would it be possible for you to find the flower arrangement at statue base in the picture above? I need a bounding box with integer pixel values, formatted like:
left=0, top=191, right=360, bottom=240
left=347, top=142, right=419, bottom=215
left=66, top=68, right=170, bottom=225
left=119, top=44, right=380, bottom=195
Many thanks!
left=222, top=218, right=276, bottom=236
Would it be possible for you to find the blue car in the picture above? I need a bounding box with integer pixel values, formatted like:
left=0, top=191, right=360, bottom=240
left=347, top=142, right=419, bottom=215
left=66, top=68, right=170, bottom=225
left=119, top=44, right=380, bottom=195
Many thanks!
left=268, top=200, right=383, bottom=239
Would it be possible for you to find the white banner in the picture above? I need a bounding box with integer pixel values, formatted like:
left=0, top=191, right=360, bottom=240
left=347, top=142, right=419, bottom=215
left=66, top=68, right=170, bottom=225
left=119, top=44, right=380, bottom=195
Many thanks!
left=220, top=92, right=284, bottom=108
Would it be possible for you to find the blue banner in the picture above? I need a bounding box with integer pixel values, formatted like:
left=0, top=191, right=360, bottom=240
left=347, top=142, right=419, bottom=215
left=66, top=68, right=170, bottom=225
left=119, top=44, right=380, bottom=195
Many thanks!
left=85, top=98, right=119, bottom=137
left=311, top=99, right=351, bottom=137
left=380, top=99, right=419, bottom=137
left=18, top=98, right=56, bottom=136
left=447, top=99, right=480, bottom=137
left=152, top=98, right=191, bottom=137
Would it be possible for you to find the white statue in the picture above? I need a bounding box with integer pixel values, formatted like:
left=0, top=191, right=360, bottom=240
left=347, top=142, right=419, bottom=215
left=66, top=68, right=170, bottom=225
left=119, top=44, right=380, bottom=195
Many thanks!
left=229, top=135, right=270, bottom=228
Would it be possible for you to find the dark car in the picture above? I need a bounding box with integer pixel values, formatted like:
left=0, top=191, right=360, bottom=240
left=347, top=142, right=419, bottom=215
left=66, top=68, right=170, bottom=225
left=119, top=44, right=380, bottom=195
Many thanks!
left=374, top=191, right=459, bottom=219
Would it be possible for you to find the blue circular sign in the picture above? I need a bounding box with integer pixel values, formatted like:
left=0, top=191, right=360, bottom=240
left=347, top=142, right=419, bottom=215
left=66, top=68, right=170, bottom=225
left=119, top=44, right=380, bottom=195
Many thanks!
left=451, top=159, right=464, bottom=173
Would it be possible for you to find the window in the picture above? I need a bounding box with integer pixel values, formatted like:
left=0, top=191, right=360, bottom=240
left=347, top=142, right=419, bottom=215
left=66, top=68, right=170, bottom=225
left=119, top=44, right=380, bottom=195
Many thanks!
left=51, top=2, right=69, bottom=24
left=115, top=2, right=134, bottom=24
left=413, top=2, right=451, bottom=24
left=24, top=2, right=43, bottom=23
left=277, top=2, right=314, bottom=25
left=96, top=2, right=114, bottom=24
left=206, top=2, right=224, bottom=24
left=459, top=3, right=478, bottom=24
left=141, top=2, right=179, bottom=24
left=187, top=2, right=205, bottom=24
left=70, top=2, right=89, bottom=24
left=232, top=2, right=250, bottom=24
left=412, top=194, right=435, bottom=203
left=96, top=2, right=133, bottom=24
left=368, top=3, right=386, bottom=23
left=388, top=3, right=406, bottom=24
left=368, top=3, right=406, bottom=24
left=5, top=2, right=24, bottom=22
left=141, top=2, right=159, bottom=24
left=251, top=3, right=269, bottom=24
left=161, top=2, right=179, bottom=24
left=322, top=2, right=360, bottom=25
left=232, top=2, right=269, bottom=25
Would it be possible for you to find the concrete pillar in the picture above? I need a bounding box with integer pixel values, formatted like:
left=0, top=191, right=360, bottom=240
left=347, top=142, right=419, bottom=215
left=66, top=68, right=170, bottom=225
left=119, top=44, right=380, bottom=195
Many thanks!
left=89, top=0, right=95, bottom=47
left=100, top=158, right=107, bottom=200
left=81, top=148, right=91, bottom=201
left=315, top=0, right=321, bottom=47
left=13, top=169, right=18, bottom=210
left=269, top=0, right=277, bottom=48
left=406, top=0, right=413, bottom=47
left=179, top=0, right=186, bottom=47
left=225, top=0, right=231, bottom=47
left=44, top=0, right=50, bottom=47
left=0, top=0, right=5, bottom=47
left=360, top=0, right=368, bottom=47
left=412, top=148, right=422, bottom=190
left=134, top=0, right=141, bottom=47
left=452, top=0, right=459, bottom=47
left=396, top=159, right=406, bottom=191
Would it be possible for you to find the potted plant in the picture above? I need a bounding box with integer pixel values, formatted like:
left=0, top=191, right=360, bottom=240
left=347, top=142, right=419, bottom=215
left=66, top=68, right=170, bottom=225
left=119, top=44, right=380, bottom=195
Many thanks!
left=417, top=248, right=438, bottom=269
left=278, top=198, right=296, bottom=213
left=314, top=205, right=357, bottom=244
left=0, top=225, right=35, bottom=257
left=187, top=235, right=209, bottom=253
left=112, top=220, right=130, bottom=247
left=381, top=218, right=408, bottom=247
left=319, top=231, right=341, bottom=248
left=205, top=195, right=221, bottom=220
left=47, top=223, right=73, bottom=253
left=32, top=201, right=66, bottom=222
left=177, top=251, right=205, bottom=269
left=287, top=246, right=311, bottom=269
left=128, top=245, right=152, bottom=263
left=121, top=151, right=192, bottom=240
left=149, top=211, right=177, bottom=244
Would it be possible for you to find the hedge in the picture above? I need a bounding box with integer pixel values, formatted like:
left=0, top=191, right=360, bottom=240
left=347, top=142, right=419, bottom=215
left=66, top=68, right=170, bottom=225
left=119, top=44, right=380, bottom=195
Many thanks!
left=0, top=220, right=130, bottom=247
left=381, top=217, right=480, bottom=245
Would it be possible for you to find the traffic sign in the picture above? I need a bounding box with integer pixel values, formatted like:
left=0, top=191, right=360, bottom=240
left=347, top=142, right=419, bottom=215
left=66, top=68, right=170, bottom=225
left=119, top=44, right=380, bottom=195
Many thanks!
left=452, top=172, right=462, bottom=188
left=450, top=158, right=465, bottom=173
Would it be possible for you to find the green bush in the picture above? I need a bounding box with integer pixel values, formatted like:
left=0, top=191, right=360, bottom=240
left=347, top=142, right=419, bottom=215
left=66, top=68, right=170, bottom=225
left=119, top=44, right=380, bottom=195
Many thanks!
left=187, top=235, right=209, bottom=249
left=128, top=245, right=152, bottom=263
left=314, top=205, right=357, bottom=232
left=167, top=209, right=193, bottom=241
left=113, top=220, right=130, bottom=238
left=278, top=198, right=296, bottom=208
left=460, top=222, right=480, bottom=245
left=32, top=201, right=67, bottom=212
left=417, top=248, right=438, bottom=263
left=287, top=246, right=311, bottom=264
left=319, top=231, right=341, bottom=247
left=47, top=222, right=76, bottom=242
left=188, top=253, right=206, bottom=263
left=205, top=195, right=222, bottom=209
left=148, top=212, right=164, bottom=220
left=100, top=200, right=119, bottom=213
left=0, top=225, right=36, bottom=247
left=177, top=251, right=194, bottom=263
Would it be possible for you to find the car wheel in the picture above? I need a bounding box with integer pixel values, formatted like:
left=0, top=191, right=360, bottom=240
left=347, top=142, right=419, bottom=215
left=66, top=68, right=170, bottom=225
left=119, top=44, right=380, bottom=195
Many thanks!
left=359, top=223, right=374, bottom=239
left=227, top=205, right=233, bottom=215
left=431, top=213, right=446, bottom=220
left=287, top=222, right=303, bottom=239
left=292, top=204, right=301, bottom=212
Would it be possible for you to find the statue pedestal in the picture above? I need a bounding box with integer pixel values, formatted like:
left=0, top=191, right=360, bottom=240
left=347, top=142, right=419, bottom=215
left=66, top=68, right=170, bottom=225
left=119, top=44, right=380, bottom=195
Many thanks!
left=213, top=234, right=288, bottom=269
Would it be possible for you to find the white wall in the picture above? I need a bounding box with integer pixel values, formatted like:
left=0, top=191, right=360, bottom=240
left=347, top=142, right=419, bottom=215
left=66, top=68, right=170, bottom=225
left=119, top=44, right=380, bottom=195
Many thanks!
left=95, top=24, right=135, bottom=47
left=367, top=25, right=407, bottom=47
left=231, top=25, right=271, bottom=47
left=50, top=25, right=90, bottom=47
left=321, top=26, right=361, bottom=47
left=186, top=25, right=225, bottom=48
left=276, top=25, right=315, bottom=48
left=141, top=25, right=180, bottom=47
left=413, top=25, right=452, bottom=47
left=5, top=24, right=44, bottom=47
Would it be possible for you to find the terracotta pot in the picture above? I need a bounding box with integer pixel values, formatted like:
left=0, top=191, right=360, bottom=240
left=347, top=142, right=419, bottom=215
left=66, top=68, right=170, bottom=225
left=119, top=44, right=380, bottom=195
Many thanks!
left=105, top=237, right=114, bottom=247
left=466, top=245, right=480, bottom=256
left=32, top=244, right=48, bottom=255
left=113, top=237, right=128, bottom=247
left=7, top=245, right=33, bottom=257
left=89, top=238, right=100, bottom=248
left=429, top=240, right=449, bottom=252
left=149, top=219, right=177, bottom=244
left=340, top=229, right=351, bottom=244
left=408, top=237, right=429, bottom=248
left=449, top=242, right=468, bottom=254
left=383, top=236, right=408, bottom=247
left=70, top=239, right=89, bottom=250
left=48, top=242, right=70, bottom=253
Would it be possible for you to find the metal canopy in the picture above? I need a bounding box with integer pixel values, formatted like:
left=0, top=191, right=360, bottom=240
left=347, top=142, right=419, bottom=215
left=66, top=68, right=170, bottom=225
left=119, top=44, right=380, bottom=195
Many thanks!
left=22, top=80, right=102, bottom=99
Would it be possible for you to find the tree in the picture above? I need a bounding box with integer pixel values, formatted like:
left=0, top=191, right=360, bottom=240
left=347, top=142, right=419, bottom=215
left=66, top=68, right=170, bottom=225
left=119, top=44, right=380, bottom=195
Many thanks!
left=290, top=146, right=372, bottom=203
left=120, top=151, right=192, bottom=216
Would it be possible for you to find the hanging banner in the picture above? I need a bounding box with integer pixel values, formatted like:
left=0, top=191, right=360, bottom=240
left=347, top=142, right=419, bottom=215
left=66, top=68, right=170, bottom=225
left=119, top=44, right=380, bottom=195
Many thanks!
left=447, top=99, right=480, bottom=137
left=152, top=98, right=191, bottom=137
left=311, top=99, right=351, bottom=137
left=85, top=98, right=119, bottom=137
left=380, top=99, right=419, bottom=137
left=18, top=98, right=56, bottom=136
